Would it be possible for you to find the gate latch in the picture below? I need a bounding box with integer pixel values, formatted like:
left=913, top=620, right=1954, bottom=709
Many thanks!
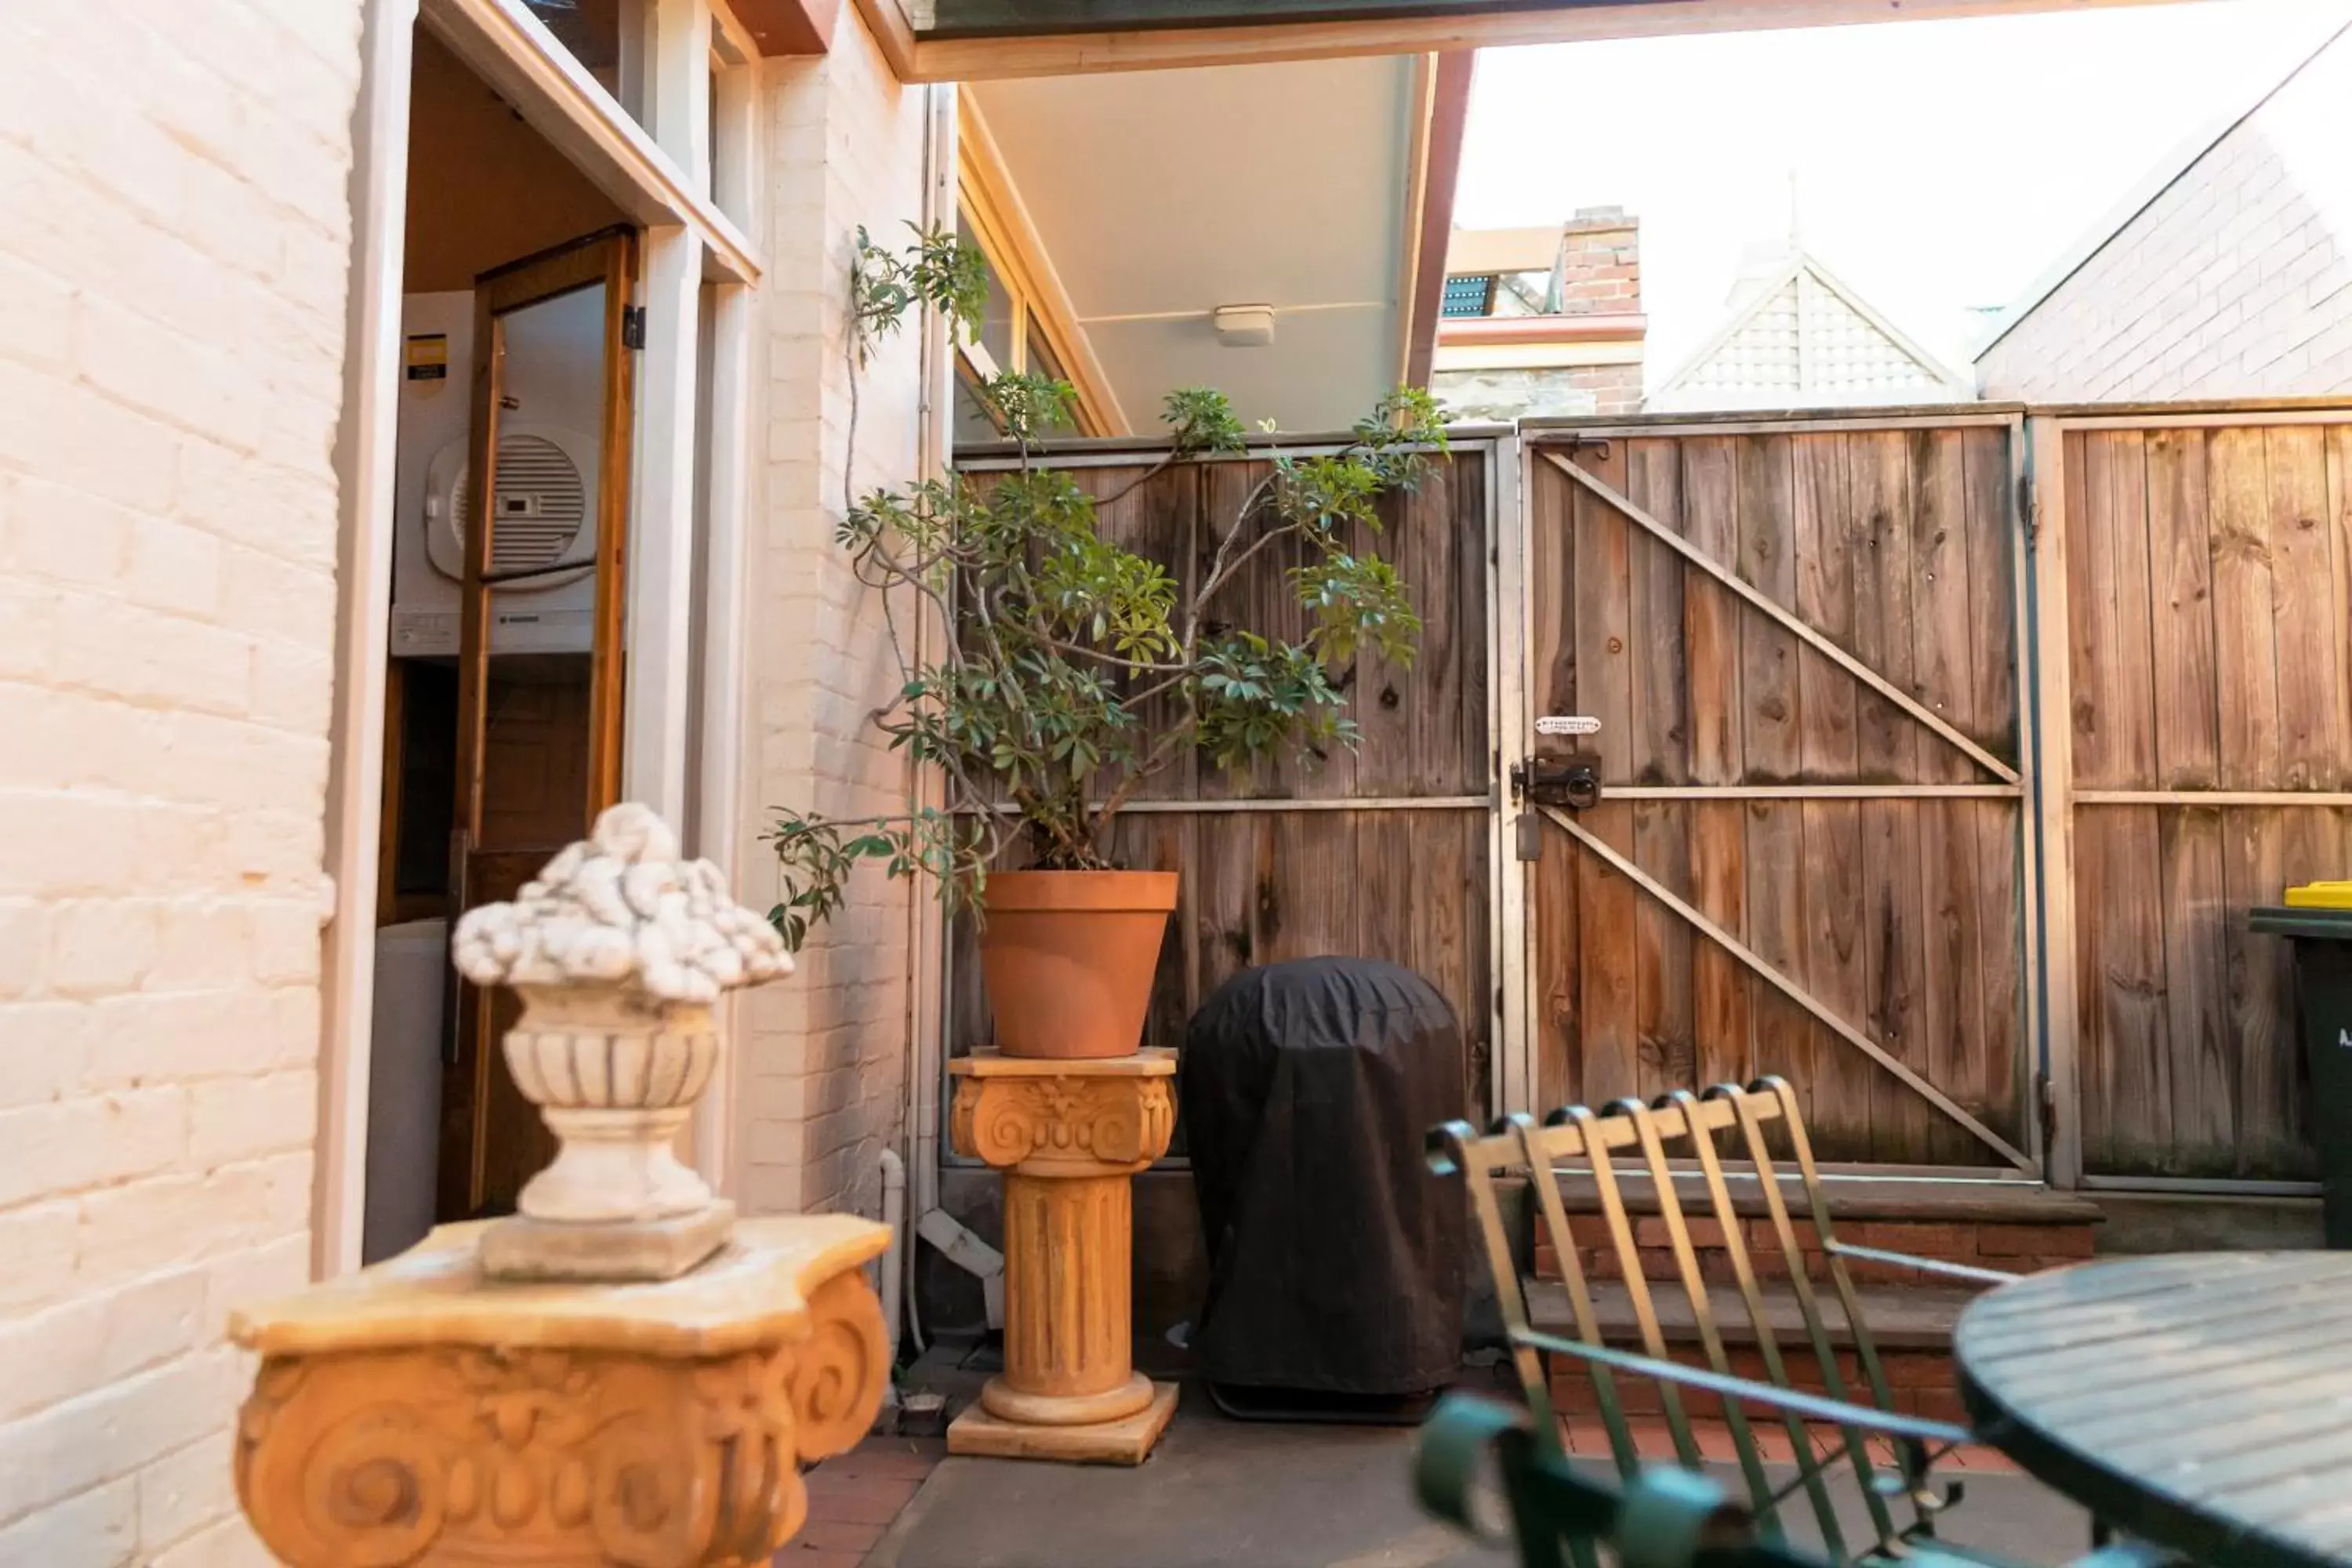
left=1515, top=715, right=1604, bottom=812
left=1511, top=752, right=1604, bottom=812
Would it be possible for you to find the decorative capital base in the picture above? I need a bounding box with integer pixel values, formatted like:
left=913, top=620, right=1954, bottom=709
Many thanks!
left=948, top=1048, right=1177, bottom=1177
left=946, top=1050, right=1176, bottom=1466
left=948, top=1380, right=1179, bottom=1467
left=228, top=1216, right=890, bottom=1566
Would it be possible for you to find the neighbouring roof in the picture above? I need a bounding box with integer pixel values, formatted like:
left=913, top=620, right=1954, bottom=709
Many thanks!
left=1648, top=247, right=1973, bottom=412
left=1973, top=16, right=2352, bottom=361
left=1447, top=224, right=1571, bottom=276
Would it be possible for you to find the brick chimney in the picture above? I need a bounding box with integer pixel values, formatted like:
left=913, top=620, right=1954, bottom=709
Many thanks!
left=1558, top=205, right=1641, bottom=318
left=1432, top=207, right=1646, bottom=420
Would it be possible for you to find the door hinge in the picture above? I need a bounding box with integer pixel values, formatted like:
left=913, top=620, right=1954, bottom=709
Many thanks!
left=2037, top=1070, right=2058, bottom=1152
left=622, top=305, right=646, bottom=350
left=2018, top=470, right=2038, bottom=547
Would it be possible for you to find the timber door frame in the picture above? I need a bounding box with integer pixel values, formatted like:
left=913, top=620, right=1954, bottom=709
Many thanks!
left=445, top=226, right=641, bottom=1218
left=2031, top=399, right=2352, bottom=1198
left=1499, top=408, right=2042, bottom=1178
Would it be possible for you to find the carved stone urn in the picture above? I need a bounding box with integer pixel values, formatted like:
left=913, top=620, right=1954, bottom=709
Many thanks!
left=449, top=804, right=789, bottom=1281
left=228, top=805, right=894, bottom=1567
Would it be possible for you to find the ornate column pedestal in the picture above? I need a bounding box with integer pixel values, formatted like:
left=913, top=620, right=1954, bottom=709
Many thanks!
left=948, top=1048, right=1178, bottom=1465
left=229, top=1215, right=891, bottom=1566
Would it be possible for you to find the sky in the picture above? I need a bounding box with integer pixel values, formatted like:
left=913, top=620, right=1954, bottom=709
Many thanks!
left=1454, top=0, right=2352, bottom=385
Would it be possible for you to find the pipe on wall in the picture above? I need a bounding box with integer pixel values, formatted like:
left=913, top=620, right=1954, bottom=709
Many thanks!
left=879, top=1147, right=908, bottom=1362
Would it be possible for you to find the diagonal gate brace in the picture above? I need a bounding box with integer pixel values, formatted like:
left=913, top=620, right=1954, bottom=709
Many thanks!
left=1538, top=804, right=2034, bottom=1172
left=1541, top=451, right=2020, bottom=786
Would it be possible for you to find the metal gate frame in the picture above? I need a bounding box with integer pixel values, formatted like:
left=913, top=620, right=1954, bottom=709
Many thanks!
left=1492, top=408, right=2046, bottom=1180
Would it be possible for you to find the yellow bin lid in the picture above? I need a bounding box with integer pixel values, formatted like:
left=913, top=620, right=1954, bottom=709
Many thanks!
left=2285, top=880, right=2352, bottom=909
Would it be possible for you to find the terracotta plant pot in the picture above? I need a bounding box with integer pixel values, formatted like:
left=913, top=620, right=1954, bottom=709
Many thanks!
left=978, top=869, right=1179, bottom=1059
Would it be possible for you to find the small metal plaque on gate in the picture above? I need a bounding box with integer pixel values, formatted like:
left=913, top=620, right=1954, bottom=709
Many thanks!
left=1537, top=715, right=1602, bottom=737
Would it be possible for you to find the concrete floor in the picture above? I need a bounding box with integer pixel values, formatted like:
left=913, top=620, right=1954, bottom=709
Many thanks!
left=862, top=1385, right=2095, bottom=1568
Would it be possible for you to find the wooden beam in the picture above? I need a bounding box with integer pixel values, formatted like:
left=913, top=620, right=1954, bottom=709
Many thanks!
left=1539, top=807, right=2037, bottom=1172
left=2074, top=789, right=2352, bottom=807
left=1544, top=451, right=2022, bottom=785
left=924, top=0, right=1609, bottom=38
left=2029, top=396, right=2352, bottom=423
left=2027, top=415, right=2083, bottom=1190
left=982, top=795, right=1490, bottom=814
left=1528, top=408, right=2027, bottom=437
left=1604, top=784, right=2022, bottom=800
left=1493, top=435, right=1536, bottom=1118
left=895, top=0, right=2192, bottom=83
left=1393, top=54, right=1436, bottom=392
left=1401, top=52, right=1474, bottom=390
left=2003, top=412, right=2047, bottom=1178
left=850, top=0, right=920, bottom=76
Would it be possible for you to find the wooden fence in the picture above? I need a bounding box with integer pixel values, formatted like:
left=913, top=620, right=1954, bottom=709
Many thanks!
left=945, top=403, right=2352, bottom=1191
left=946, top=441, right=1497, bottom=1120
left=2042, top=409, right=2352, bottom=1186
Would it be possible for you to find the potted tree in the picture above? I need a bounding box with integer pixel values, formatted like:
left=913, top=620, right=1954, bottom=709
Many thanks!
left=769, top=230, right=1448, bottom=1059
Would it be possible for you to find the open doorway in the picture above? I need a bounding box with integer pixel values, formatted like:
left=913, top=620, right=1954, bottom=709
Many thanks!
left=363, top=27, right=640, bottom=1261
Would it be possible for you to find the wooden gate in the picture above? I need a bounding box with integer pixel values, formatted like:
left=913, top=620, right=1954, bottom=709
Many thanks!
left=1506, top=413, right=2037, bottom=1171
left=2037, top=405, right=2352, bottom=1189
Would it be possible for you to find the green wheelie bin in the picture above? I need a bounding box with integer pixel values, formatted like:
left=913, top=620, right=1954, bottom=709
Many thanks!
left=2250, top=881, right=2352, bottom=1249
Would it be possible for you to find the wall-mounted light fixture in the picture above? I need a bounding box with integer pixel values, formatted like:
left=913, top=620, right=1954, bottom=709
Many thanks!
left=1212, top=304, right=1276, bottom=347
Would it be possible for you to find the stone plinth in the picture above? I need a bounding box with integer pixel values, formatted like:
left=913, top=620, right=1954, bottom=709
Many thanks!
left=228, top=1215, right=890, bottom=1566
left=948, top=1048, right=1178, bottom=1465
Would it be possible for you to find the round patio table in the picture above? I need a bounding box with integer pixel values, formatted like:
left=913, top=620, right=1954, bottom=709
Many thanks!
left=1955, top=1252, right=2352, bottom=1568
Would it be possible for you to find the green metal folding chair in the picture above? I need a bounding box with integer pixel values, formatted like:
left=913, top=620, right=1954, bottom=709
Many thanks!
left=1425, top=1078, right=2044, bottom=1567
left=1414, top=1390, right=2180, bottom=1568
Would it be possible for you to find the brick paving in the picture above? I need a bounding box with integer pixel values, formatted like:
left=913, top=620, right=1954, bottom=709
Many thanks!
left=776, top=1436, right=945, bottom=1568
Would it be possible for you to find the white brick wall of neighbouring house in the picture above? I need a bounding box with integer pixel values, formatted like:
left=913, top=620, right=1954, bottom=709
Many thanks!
left=0, top=4, right=367, bottom=1565
left=0, top=1, right=938, bottom=1562
left=1977, top=25, right=2352, bottom=402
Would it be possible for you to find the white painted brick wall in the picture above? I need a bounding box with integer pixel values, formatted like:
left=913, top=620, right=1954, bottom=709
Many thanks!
left=1979, top=32, right=2352, bottom=401
left=735, top=9, right=930, bottom=1225
left=0, top=2, right=361, bottom=1564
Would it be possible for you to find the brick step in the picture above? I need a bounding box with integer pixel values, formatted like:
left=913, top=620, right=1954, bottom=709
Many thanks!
left=1525, top=1278, right=1980, bottom=1352
left=1527, top=1278, right=1979, bottom=1424
left=1555, top=1416, right=2020, bottom=1474
left=1522, top=1172, right=2103, bottom=1226
left=1534, top=1211, right=2099, bottom=1284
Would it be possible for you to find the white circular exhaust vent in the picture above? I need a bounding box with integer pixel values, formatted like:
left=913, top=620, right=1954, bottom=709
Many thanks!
left=422, top=424, right=598, bottom=590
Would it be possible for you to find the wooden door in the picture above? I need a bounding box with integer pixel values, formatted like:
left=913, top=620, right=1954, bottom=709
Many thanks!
left=1519, top=417, right=2035, bottom=1171
left=438, top=227, right=639, bottom=1220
